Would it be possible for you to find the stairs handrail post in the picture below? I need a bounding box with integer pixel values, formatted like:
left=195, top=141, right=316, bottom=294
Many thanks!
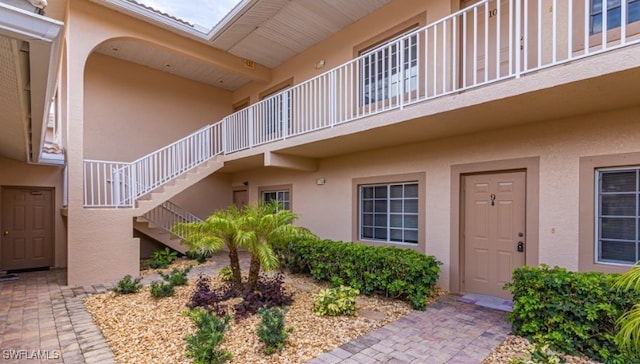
left=129, top=163, right=137, bottom=207
left=112, top=166, right=120, bottom=207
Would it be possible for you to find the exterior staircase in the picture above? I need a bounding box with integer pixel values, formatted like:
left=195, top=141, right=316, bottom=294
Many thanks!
left=134, top=201, right=204, bottom=253
left=134, top=157, right=223, bottom=215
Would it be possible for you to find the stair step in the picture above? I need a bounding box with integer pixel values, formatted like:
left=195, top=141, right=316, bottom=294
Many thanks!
left=133, top=159, right=224, bottom=216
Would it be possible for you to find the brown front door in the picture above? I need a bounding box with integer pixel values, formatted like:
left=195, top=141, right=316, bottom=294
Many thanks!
left=233, top=189, right=248, bottom=209
left=1, top=187, right=54, bottom=270
left=463, top=171, right=525, bottom=299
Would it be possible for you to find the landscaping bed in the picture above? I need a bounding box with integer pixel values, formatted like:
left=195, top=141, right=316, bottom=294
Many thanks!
left=84, top=273, right=417, bottom=364
left=483, top=336, right=602, bottom=364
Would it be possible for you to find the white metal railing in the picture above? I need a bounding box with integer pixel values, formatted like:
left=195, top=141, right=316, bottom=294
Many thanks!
left=220, top=0, right=640, bottom=152
left=83, top=123, right=223, bottom=207
left=141, top=201, right=203, bottom=239
left=83, top=0, right=640, bottom=207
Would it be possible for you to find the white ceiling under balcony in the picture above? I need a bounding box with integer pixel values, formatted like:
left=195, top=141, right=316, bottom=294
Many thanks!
left=93, top=0, right=391, bottom=90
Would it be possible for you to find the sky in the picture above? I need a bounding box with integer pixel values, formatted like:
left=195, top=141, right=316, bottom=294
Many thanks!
left=136, top=0, right=243, bottom=30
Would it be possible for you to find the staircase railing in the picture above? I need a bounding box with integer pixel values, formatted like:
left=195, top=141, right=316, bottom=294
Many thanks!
left=140, top=201, right=203, bottom=240
left=83, top=0, right=640, bottom=208
left=83, top=123, right=223, bottom=207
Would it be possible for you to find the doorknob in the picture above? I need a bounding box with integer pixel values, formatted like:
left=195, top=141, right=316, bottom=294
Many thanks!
left=517, top=241, right=524, bottom=252
left=3, top=231, right=8, bottom=236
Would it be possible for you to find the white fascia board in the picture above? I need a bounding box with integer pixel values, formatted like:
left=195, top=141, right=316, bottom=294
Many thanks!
left=91, top=0, right=257, bottom=43
left=94, top=0, right=210, bottom=39
left=0, top=2, right=62, bottom=42
left=0, top=2, right=63, bottom=164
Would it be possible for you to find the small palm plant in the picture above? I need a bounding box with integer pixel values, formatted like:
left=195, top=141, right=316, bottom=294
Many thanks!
left=615, top=262, right=640, bottom=357
left=238, top=202, right=315, bottom=291
left=174, top=202, right=316, bottom=295
left=174, top=206, right=245, bottom=295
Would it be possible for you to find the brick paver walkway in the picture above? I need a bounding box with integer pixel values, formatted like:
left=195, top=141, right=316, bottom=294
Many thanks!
left=308, top=296, right=510, bottom=364
left=0, top=253, right=511, bottom=363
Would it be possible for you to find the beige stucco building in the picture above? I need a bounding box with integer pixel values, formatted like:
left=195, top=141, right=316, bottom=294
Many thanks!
left=1, top=0, right=639, bottom=299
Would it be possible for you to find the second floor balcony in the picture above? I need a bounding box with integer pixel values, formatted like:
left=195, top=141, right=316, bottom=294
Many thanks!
left=84, top=0, right=640, bottom=207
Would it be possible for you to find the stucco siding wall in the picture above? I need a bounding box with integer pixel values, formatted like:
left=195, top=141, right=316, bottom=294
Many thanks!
left=171, top=174, right=234, bottom=220
left=83, top=53, right=232, bottom=161
left=230, top=107, right=640, bottom=290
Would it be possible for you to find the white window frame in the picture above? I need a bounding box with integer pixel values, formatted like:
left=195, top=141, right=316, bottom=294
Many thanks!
left=360, top=31, right=419, bottom=105
left=595, top=166, right=640, bottom=265
left=590, top=0, right=640, bottom=34
left=261, top=189, right=290, bottom=211
left=359, top=181, right=419, bottom=245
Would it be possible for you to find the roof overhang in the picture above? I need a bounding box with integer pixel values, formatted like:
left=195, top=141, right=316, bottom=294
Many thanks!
left=92, top=0, right=257, bottom=40
left=0, top=2, right=63, bottom=164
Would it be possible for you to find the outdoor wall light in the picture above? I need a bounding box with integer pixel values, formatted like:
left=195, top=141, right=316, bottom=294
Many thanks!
left=314, top=59, right=326, bottom=70
left=315, top=178, right=326, bottom=185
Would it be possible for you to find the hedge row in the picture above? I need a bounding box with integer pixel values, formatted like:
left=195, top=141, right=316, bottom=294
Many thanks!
left=275, top=239, right=441, bottom=310
left=507, top=265, right=640, bottom=364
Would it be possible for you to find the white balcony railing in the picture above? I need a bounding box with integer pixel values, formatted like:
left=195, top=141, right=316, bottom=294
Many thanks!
left=83, top=0, right=640, bottom=207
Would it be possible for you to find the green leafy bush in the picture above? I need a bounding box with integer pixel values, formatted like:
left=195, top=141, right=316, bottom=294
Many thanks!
left=159, top=266, right=192, bottom=286
left=147, top=248, right=178, bottom=269
left=184, top=308, right=232, bottom=364
left=186, top=250, right=211, bottom=264
left=313, top=285, right=359, bottom=316
left=218, top=265, right=233, bottom=282
left=150, top=280, right=175, bottom=298
left=256, top=307, right=293, bottom=355
left=112, top=275, right=143, bottom=294
left=275, top=238, right=441, bottom=310
left=506, top=265, right=640, bottom=364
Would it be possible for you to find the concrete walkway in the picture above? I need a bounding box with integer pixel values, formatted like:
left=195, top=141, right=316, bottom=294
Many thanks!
left=0, top=256, right=511, bottom=363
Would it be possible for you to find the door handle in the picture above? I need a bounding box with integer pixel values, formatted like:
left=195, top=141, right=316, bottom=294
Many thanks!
left=517, top=241, right=524, bottom=252
left=3, top=231, right=8, bottom=236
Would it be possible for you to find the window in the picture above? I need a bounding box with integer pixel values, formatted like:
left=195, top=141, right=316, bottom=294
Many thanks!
left=260, top=80, right=292, bottom=135
left=590, top=0, right=640, bottom=34
left=261, top=189, right=290, bottom=210
left=596, top=167, right=640, bottom=265
left=359, top=182, right=419, bottom=244
left=360, top=32, right=418, bottom=105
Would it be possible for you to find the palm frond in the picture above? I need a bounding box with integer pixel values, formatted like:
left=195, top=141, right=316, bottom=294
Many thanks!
left=615, top=262, right=640, bottom=292
left=616, top=303, right=640, bottom=357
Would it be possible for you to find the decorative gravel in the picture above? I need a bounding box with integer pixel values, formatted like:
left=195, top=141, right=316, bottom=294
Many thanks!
left=84, top=273, right=417, bottom=364
left=483, top=335, right=603, bottom=364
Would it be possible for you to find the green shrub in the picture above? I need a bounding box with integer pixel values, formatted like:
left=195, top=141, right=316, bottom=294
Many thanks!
left=313, top=285, right=359, bottom=316
left=218, top=265, right=233, bottom=282
left=148, top=248, right=178, bottom=269
left=186, top=250, right=211, bottom=264
left=256, top=307, right=293, bottom=355
left=275, top=238, right=441, bottom=310
left=112, top=275, right=143, bottom=294
left=184, top=308, right=232, bottom=364
left=159, top=266, right=192, bottom=286
left=150, top=281, right=175, bottom=298
left=506, top=265, right=640, bottom=364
